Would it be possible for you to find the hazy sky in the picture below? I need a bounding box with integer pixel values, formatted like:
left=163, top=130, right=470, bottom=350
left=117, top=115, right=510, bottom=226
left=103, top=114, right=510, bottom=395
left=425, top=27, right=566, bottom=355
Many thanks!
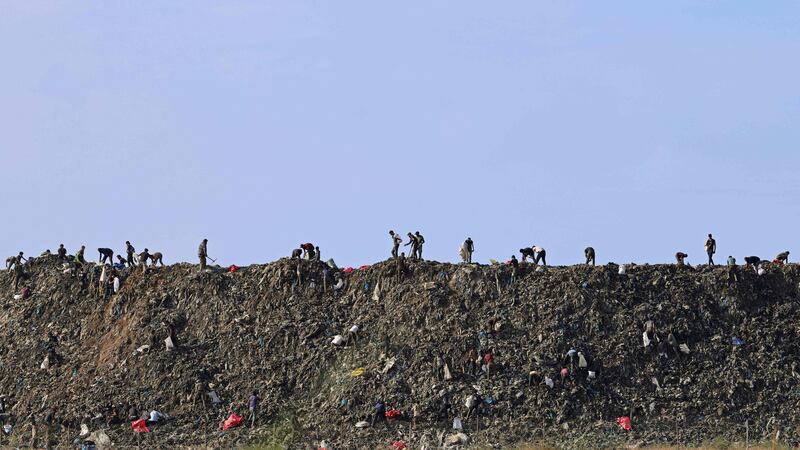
left=2, top=2, right=799, bottom=267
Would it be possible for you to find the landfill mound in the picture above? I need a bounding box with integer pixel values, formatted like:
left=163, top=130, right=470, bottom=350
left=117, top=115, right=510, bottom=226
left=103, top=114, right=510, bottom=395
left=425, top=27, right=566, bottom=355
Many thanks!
left=2, top=256, right=800, bottom=449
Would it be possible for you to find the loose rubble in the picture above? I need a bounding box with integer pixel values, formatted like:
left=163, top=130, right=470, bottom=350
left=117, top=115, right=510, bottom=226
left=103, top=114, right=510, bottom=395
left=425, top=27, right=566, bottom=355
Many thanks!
left=0, top=255, right=799, bottom=448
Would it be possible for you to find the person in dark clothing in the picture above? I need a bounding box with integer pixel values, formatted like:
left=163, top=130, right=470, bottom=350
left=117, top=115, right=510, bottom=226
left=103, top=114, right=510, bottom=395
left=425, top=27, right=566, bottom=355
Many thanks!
left=57, top=244, right=67, bottom=260
left=775, top=251, right=790, bottom=264
left=404, top=233, right=418, bottom=259
left=510, top=255, right=519, bottom=283
left=389, top=230, right=402, bottom=259
left=115, top=255, right=127, bottom=269
left=300, top=243, right=315, bottom=260
left=675, top=252, right=688, bottom=266
left=291, top=248, right=301, bottom=259
left=314, top=247, right=321, bottom=262
left=6, top=252, right=25, bottom=270
left=705, top=234, right=717, bottom=265
left=519, top=247, right=535, bottom=262
left=414, top=232, right=425, bottom=259
left=198, top=239, right=208, bottom=272
left=371, top=400, right=386, bottom=428
left=744, top=256, right=761, bottom=271
left=125, top=241, right=136, bottom=268
left=585, top=247, right=595, bottom=266
left=247, top=391, right=259, bottom=428
left=461, top=238, right=474, bottom=263
left=98, top=248, right=114, bottom=264
left=532, top=246, right=546, bottom=266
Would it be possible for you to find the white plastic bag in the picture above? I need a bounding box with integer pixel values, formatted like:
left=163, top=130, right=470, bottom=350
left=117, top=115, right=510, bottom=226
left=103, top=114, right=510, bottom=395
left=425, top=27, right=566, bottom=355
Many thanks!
left=618, top=265, right=627, bottom=275
left=452, top=417, right=463, bottom=430
left=331, top=335, right=345, bottom=345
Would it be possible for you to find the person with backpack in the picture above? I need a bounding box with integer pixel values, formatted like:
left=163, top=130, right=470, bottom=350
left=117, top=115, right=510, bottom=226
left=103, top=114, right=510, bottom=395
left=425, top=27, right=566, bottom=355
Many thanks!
left=704, top=234, right=716, bottom=265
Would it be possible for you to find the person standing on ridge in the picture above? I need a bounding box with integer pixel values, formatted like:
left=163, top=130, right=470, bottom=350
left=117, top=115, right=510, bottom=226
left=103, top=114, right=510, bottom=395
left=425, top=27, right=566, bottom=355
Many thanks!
left=404, top=232, right=418, bottom=259
left=389, top=230, right=402, bottom=259
left=461, top=237, right=474, bottom=263
left=125, top=241, right=136, bottom=268
left=704, top=234, right=716, bottom=265
left=415, top=231, right=425, bottom=259
left=138, top=249, right=151, bottom=274
left=198, top=239, right=208, bottom=272
left=585, top=247, right=595, bottom=266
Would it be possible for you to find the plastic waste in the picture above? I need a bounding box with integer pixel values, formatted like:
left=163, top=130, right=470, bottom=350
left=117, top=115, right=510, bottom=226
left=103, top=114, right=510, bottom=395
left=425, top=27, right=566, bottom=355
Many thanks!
left=616, top=416, right=632, bottom=431
left=732, top=337, right=744, bottom=346
left=452, top=417, right=463, bottom=430
left=355, top=421, right=369, bottom=428
left=131, top=419, right=150, bottom=433
left=222, top=413, right=243, bottom=430
left=350, top=367, right=365, bottom=377
left=618, top=265, right=627, bottom=275
left=544, top=376, right=554, bottom=388
left=332, top=335, right=346, bottom=346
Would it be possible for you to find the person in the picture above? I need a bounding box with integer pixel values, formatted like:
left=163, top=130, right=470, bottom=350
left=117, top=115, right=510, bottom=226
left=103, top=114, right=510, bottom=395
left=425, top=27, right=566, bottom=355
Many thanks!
left=300, top=243, right=315, bottom=260
left=675, top=252, right=688, bottom=266
left=13, top=260, right=24, bottom=290
left=314, top=247, right=321, bottom=262
left=464, top=391, right=481, bottom=420
left=291, top=248, right=302, bottom=259
left=389, top=230, right=402, bottom=259
left=775, top=251, right=790, bottom=264
left=519, top=247, right=535, bottom=262
left=150, top=252, right=164, bottom=267
left=75, top=246, right=86, bottom=265
left=585, top=247, right=595, bottom=266
left=704, top=234, right=717, bottom=265
left=371, top=400, right=386, bottom=428
left=509, top=255, right=519, bottom=284
left=6, top=252, right=25, bottom=270
left=460, top=238, right=474, bottom=263
left=404, top=233, right=418, bottom=259
left=247, top=390, right=259, bottom=428
left=40, top=249, right=51, bottom=257
left=532, top=246, right=546, bottom=266
left=114, top=255, right=127, bottom=269
left=138, top=249, right=151, bottom=274
left=147, top=410, right=165, bottom=424
left=395, top=252, right=406, bottom=281
left=744, top=256, right=761, bottom=271
left=125, top=241, right=136, bottom=268
left=727, top=256, right=736, bottom=266
left=198, top=239, right=208, bottom=272
left=414, top=231, right=425, bottom=259
left=57, top=244, right=67, bottom=260
left=98, top=248, right=114, bottom=264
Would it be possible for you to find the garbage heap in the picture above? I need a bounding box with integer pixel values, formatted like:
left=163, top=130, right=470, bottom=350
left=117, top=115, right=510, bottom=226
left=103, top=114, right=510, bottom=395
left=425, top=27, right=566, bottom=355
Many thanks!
left=1, top=255, right=799, bottom=449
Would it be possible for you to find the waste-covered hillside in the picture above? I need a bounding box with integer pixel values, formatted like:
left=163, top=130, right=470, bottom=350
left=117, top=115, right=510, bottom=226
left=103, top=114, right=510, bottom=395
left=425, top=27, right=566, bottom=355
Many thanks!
left=1, top=255, right=800, bottom=449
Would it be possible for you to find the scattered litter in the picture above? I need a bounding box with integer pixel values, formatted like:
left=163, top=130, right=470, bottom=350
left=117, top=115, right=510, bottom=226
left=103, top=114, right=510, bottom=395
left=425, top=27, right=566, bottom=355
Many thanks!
left=131, top=419, right=150, bottom=433
left=616, top=416, right=632, bottom=431
left=222, top=413, right=243, bottom=431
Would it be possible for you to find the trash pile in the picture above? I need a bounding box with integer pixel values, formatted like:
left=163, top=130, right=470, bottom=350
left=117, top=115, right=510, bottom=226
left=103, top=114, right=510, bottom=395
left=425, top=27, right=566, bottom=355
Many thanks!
left=1, top=255, right=800, bottom=448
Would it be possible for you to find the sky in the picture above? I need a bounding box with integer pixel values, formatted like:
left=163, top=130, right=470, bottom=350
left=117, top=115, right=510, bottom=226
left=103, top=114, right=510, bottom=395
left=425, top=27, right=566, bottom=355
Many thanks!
left=1, top=2, right=799, bottom=267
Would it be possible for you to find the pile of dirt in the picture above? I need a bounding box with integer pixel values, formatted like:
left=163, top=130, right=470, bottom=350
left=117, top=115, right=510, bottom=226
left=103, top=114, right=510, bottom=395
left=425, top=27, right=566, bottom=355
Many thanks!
left=1, top=255, right=799, bottom=449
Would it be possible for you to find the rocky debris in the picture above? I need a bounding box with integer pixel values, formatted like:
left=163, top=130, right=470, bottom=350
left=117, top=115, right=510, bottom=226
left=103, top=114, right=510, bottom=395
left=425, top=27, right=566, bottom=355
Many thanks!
left=0, top=255, right=798, bottom=448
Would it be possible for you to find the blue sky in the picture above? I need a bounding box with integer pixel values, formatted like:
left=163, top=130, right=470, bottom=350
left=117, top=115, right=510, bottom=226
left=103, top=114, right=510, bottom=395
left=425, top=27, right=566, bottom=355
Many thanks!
left=2, top=2, right=799, bottom=266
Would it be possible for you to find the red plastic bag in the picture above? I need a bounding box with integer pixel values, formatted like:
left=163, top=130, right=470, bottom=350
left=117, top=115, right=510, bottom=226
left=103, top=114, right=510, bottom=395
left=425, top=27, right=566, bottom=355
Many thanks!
left=393, top=441, right=407, bottom=449
left=223, top=413, right=243, bottom=430
left=228, top=265, right=239, bottom=273
left=384, top=409, right=401, bottom=419
left=131, top=419, right=150, bottom=433
left=616, top=416, right=632, bottom=431
left=560, top=367, right=568, bottom=378
left=342, top=267, right=354, bottom=274
left=359, top=265, right=370, bottom=271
